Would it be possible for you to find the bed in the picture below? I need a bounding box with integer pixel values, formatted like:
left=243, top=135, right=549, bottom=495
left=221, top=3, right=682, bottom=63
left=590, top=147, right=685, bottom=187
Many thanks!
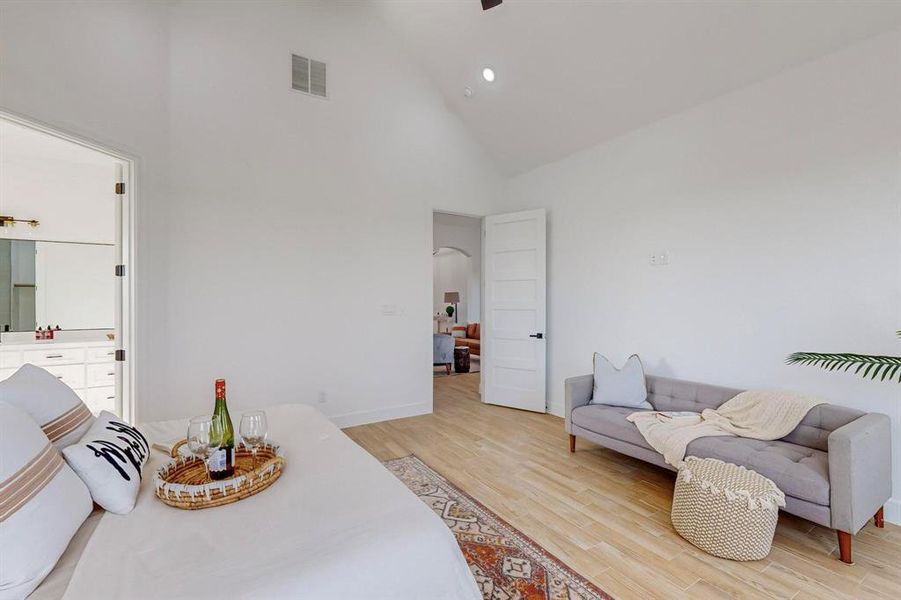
left=32, top=403, right=480, bottom=599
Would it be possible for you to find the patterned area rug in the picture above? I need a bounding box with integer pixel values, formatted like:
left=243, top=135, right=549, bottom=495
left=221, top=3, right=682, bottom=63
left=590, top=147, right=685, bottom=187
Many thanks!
left=385, top=455, right=613, bottom=600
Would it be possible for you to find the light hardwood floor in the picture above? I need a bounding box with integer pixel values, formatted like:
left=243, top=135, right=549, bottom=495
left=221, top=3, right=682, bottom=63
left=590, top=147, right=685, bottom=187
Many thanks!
left=345, top=373, right=901, bottom=599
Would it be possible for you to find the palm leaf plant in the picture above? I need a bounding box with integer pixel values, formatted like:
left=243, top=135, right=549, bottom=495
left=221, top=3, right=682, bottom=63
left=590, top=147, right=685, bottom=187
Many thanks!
left=786, top=331, right=901, bottom=382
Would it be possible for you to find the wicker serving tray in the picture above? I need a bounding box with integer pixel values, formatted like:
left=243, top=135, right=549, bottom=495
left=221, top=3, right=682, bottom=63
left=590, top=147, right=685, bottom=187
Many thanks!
left=153, top=441, right=285, bottom=510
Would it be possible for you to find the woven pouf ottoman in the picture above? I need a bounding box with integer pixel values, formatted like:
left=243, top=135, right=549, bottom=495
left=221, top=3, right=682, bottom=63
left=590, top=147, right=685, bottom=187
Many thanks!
left=671, top=457, right=785, bottom=561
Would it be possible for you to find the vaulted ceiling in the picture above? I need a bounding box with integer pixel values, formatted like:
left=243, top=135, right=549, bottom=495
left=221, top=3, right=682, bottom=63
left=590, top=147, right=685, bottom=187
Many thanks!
left=375, top=1, right=901, bottom=175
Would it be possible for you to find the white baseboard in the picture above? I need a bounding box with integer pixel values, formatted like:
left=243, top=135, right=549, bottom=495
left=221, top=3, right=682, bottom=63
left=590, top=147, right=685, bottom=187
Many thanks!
left=332, top=401, right=431, bottom=429
left=885, top=498, right=901, bottom=526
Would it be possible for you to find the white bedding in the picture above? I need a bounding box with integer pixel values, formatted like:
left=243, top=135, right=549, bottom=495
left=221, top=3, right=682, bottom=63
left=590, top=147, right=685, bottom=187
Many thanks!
left=57, top=403, right=480, bottom=600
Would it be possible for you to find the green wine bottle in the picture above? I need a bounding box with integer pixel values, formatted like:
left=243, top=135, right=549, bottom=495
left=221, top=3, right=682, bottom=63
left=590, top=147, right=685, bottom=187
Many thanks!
left=209, top=378, right=235, bottom=480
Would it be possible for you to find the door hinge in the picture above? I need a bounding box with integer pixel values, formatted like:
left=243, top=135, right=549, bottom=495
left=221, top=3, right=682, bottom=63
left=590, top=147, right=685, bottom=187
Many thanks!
left=115, top=264, right=126, bottom=277
left=115, top=349, right=126, bottom=362
left=115, top=182, right=125, bottom=195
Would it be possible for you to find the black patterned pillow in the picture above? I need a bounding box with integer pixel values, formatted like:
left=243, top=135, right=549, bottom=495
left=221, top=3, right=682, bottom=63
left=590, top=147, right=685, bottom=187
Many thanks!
left=62, top=411, right=150, bottom=514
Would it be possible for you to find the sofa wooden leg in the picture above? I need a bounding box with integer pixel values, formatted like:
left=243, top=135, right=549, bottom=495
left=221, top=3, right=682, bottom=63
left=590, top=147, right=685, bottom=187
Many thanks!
left=445, top=364, right=451, bottom=375
left=569, top=434, right=576, bottom=453
left=874, top=506, right=885, bottom=528
left=837, top=531, right=853, bottom=564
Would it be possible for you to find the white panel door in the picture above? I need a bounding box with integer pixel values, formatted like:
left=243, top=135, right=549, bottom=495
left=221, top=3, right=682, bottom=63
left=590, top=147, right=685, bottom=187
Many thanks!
left=482, top=209, right=546, bottom=412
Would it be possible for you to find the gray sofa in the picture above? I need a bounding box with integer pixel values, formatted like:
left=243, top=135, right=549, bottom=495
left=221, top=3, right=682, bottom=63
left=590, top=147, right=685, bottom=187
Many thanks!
left=565, top=373, right=893, bottom=563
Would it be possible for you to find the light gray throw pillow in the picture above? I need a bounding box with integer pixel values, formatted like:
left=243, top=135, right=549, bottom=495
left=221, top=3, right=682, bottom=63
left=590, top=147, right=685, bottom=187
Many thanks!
left=591, top=353, right=652, bottom=409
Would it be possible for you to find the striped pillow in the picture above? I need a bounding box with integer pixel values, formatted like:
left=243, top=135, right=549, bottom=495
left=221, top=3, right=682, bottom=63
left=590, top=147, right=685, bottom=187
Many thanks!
left=0, top=364, right=94, bottom=448
left=0, top=401, right=92, bottom=598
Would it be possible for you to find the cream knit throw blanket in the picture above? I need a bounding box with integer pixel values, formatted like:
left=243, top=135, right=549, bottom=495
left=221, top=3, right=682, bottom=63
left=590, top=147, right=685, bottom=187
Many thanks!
left=626, top=390, right=825, bottom=468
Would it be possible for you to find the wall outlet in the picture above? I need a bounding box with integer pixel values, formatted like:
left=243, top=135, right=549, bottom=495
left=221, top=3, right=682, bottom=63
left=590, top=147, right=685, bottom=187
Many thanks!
left=318, top=391, right=328, bottom=404
left=380, top=304, right=397, bottom=316
left=650, top=252, right=670, bottom=266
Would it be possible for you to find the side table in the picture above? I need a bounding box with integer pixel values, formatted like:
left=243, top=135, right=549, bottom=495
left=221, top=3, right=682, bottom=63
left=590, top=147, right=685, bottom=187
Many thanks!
left=453, top=346, right=471, bottom=373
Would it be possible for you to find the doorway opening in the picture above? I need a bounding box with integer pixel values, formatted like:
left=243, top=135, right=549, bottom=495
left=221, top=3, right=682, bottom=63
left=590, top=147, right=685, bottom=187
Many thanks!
left=432, top=212, right=481, bottom=384
left=0, top=113, right=135, bottom=422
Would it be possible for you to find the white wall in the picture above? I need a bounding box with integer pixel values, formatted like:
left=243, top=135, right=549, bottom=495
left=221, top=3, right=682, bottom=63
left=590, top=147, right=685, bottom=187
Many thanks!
left=162, top=2, right=502, bottom=427
left=434, top=212, right=481, bottom=323
left=0, top=0, right=172, bottom=420
left=0, top=119, right=118, bottom=245
left=0, top=1, right=504, bottom=426
left=503, top=31, right=901, bottom=522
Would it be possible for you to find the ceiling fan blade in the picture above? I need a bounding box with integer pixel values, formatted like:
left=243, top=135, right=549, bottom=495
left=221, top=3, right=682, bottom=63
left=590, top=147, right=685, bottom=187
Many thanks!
left=481, top=0, right=502, bottom=10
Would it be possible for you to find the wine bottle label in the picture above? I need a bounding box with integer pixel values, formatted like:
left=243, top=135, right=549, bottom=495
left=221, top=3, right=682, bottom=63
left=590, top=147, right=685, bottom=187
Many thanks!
left=208, top=449, right=224, bottom=471
left=208, top=447, right=234, bottom=472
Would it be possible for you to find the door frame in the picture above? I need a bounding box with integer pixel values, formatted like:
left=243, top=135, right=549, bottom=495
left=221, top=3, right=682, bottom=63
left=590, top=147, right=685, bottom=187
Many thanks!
left=431, top=208, right=487, bottom=400
left=0, top=109, right=138, bottom=423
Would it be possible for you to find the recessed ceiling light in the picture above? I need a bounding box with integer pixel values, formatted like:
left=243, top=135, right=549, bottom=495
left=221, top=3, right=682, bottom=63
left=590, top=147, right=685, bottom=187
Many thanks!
left=482, top=67, right=495, bottom=83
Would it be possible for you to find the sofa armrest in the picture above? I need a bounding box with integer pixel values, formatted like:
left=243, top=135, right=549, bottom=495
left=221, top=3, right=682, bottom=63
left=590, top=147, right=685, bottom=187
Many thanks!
left=828, top=412, right=893, bottom=534
left=564, top=374, right=594, bottom=433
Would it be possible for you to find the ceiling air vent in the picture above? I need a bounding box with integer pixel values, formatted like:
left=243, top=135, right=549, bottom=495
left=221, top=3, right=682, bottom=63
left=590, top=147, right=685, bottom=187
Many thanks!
left=292, top=54, right=327, bottom=99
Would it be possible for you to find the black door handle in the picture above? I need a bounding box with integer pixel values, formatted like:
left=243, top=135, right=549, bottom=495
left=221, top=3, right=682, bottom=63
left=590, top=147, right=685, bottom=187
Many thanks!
left=529, top=333, right=544, bottom=339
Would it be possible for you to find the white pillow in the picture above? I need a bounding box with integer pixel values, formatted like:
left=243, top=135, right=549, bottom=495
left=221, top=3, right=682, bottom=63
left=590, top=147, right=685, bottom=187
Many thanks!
left=0, top=402, right=93, bottom=599
left=0, top=364, right=94, bottom=449
left=62, top=411, right=150, bottom=514
left=591, top=353, right=652, bottom=409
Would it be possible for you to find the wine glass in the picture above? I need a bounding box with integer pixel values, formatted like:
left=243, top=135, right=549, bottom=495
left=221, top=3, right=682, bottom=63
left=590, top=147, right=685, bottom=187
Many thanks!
left=240, top=411, right=268, bottom=469
left=187, top=415, right=214, bottom=482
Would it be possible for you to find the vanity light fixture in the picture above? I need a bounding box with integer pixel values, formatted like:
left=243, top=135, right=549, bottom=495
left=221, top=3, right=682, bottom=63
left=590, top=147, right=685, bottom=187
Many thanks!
left=0, top=216, right=39, bottom=228
left=482, top=67, right=495, bottom=83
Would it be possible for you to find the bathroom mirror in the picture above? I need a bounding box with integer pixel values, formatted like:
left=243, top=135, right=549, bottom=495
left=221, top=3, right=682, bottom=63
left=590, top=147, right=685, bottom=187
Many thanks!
left=0, top=239, right=115, bottom=332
